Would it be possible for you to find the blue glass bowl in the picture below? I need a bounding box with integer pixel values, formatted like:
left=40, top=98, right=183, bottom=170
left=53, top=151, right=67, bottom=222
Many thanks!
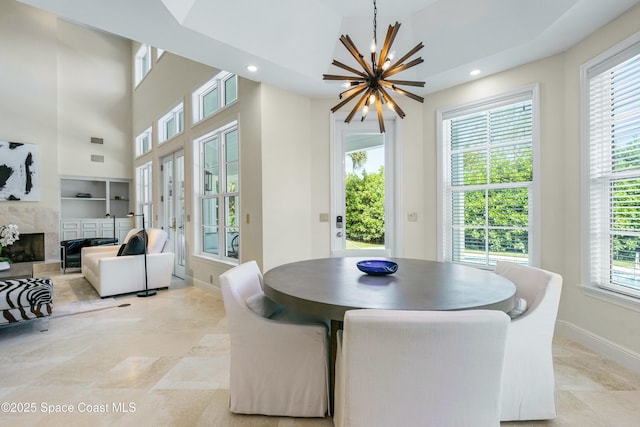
left=356, top=260, right=398, bottom=276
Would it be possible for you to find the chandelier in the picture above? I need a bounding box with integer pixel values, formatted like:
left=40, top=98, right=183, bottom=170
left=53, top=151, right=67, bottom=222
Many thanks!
left=323, top=0, right=425, bottom=133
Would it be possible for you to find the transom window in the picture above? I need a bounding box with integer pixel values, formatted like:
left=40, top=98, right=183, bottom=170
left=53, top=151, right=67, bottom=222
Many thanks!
left=192, top=72, right=237, bottom=123
left=135, top=126, right=152, bottom=157
left=134, top=44, right=151, bottom=87
left=583, top=34, right=640, bottom=299
left=194, top=121, right=239, bottom=261
left=439, top=86, right=539, bottom=267
left=159, top=102, right=184, bottom=143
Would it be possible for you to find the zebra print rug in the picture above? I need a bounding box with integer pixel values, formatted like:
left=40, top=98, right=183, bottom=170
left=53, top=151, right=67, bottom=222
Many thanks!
left=0, top=277, right=53, bottom=325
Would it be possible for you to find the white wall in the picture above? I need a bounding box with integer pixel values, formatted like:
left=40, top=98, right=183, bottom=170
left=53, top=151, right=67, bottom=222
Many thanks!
left=131, top=48, right=264, bottom=286
left=261, top=84, right=313, bottom=271
left=7, top=0, right=640, bottom=364
left=422, top=4, right=640, bottom=360
left=0, top=2, right=130, bottom=261
left=57, top=21, right=132, bottom=179
left=560, top=4, right=640, bottom=359
left=424, top=55, right=566, bottom=271
left=0, top=1, right=58, bottom=260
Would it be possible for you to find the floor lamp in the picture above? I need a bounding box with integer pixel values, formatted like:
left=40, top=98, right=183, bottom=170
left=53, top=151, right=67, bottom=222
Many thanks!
left=127, top=211, right=156, bottom=297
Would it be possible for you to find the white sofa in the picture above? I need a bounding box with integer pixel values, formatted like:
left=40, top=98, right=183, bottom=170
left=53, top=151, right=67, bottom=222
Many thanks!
left=81, top=228, right=174, bottom=297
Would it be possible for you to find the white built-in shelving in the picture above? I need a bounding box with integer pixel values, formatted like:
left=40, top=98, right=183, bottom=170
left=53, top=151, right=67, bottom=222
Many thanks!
left=59, top=177, right=133, bottom=242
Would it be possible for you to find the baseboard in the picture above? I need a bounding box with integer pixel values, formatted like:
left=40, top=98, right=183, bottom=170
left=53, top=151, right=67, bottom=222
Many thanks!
left=555, top=320, right=640, bottom=373
left=193, top=278, right=221, bottom=296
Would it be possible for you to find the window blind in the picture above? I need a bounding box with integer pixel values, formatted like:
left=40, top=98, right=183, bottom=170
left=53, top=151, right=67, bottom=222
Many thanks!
left=588, top=48, right=640, bottom=297
left=444, top=98, right=533, bottom=267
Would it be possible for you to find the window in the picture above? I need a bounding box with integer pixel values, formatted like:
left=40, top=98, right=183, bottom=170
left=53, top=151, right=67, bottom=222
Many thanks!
left=159, top=102, right=184, bottom=143
left=134, top=44, right=151, bottom=86
left=439, top=86, right=539, bottom=267
left=135, top=126, right=152, bottom=156
left=583, top=34, right=640, bottom=299
left=136, top=161, right=153, bottom=228
left=192, top=72, right=237, bottom=123
left=194, top=121, right=239, bottom=261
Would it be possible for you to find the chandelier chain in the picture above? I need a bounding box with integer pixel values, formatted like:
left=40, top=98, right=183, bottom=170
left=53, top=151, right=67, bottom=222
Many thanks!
left=373, top=0, right=377, bottom=46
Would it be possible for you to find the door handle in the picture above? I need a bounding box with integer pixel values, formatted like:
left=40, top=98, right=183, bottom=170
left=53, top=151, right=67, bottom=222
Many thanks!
left=337, top=231, right=343, bottom=237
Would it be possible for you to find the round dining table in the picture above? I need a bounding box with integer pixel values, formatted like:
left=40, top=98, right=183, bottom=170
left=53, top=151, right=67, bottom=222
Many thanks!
left=263, top=256, right=516, bottom=410
left=263, top=257, right=516, bottom=319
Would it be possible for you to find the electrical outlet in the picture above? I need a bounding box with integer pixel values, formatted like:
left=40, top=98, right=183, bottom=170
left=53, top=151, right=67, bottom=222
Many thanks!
left=319, top=213, right=329, bottom=222
left=408, top=212, right=418, bottom=222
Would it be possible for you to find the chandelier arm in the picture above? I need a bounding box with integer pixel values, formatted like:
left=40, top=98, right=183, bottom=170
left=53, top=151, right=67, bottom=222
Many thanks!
left=323, top=74, right=365, bottom=81
left=330, top=85, right=367, bottom=113
left=331, top=60, right=368, bottom=78
left=340, top=36, right=370, bottom=72
left=379, top=80, right=422, bottom=104
left=342, top=35, right=376, bottom=77
left=383, top=42, right=424, bottom=76
left=382, top=57, right=424, bottom=79
left=378, top=80, right=393, bottom=87
left=391, top=85, right=424, bottom=103
left=379, top=86, right=406, bottom=118
left=378, top=22, right=401, bottom=70
left=340, top=83, right=367, bottom=100
left=346, top=89, right=373, bottom=123
left=385, top=79, right=425, bottom=87
left=375, top=95, right=385, bottom=133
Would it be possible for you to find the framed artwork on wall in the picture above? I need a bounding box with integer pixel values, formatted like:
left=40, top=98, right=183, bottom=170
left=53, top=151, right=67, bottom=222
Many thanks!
left=0, top=141, right=40, bottom=201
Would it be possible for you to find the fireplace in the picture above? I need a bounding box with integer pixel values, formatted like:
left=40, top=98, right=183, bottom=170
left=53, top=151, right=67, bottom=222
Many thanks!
left=2, top=233, right=45, bottom=263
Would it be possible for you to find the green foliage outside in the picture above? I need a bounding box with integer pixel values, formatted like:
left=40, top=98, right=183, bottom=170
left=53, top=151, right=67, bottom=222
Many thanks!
left=460, top=145, right=532, bottom=255
left=345, top=166, right=385, bottom=243
left=610, top=138, right=640, bottom=266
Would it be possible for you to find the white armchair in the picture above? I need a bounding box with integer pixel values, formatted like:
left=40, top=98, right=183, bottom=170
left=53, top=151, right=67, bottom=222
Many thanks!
left=495, top=261, right=563, bottom=421
left=219, top=261, right=329, bottom=417
left=334, top=309, right=510, bottom=427
left=81, top=228, right=174, bottom=297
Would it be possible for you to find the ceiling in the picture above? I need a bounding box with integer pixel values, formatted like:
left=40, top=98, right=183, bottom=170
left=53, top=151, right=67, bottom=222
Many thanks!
left=18, top=0, right=640, bottom=97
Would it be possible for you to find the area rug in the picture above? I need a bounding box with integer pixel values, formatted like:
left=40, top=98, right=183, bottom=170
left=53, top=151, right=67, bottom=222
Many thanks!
left=37, top=271, right=129, bottom=318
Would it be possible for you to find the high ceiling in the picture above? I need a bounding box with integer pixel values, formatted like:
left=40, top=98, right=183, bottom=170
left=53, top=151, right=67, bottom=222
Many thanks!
left=18, top=0, right=640, bottom=96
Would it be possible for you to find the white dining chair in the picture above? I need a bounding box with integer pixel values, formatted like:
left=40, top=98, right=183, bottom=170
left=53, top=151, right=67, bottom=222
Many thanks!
left=495, top=261, right=563, bottom=421
left=333, top=309, right=510, bottom=427
left=219, top=260, right=329, bottom=417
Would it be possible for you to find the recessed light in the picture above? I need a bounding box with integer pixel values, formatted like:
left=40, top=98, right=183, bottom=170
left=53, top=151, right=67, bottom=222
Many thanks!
left=246, top=65, right=258, bottom=72
left=470, top=69, right=481, bottom=76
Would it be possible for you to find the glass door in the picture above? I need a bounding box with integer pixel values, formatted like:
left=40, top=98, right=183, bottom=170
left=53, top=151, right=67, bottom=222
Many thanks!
left=331, top=119, right=396, bottom=257
left=161, top=150, right=186, bottom=278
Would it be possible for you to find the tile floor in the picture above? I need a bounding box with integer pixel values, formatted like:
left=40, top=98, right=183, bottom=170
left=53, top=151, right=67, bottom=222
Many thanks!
left=0, top=271, right=639, bottom=426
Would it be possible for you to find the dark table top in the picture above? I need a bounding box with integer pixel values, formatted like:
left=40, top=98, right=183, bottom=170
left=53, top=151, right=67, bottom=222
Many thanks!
left=263, top=257, right=516, bottom=320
